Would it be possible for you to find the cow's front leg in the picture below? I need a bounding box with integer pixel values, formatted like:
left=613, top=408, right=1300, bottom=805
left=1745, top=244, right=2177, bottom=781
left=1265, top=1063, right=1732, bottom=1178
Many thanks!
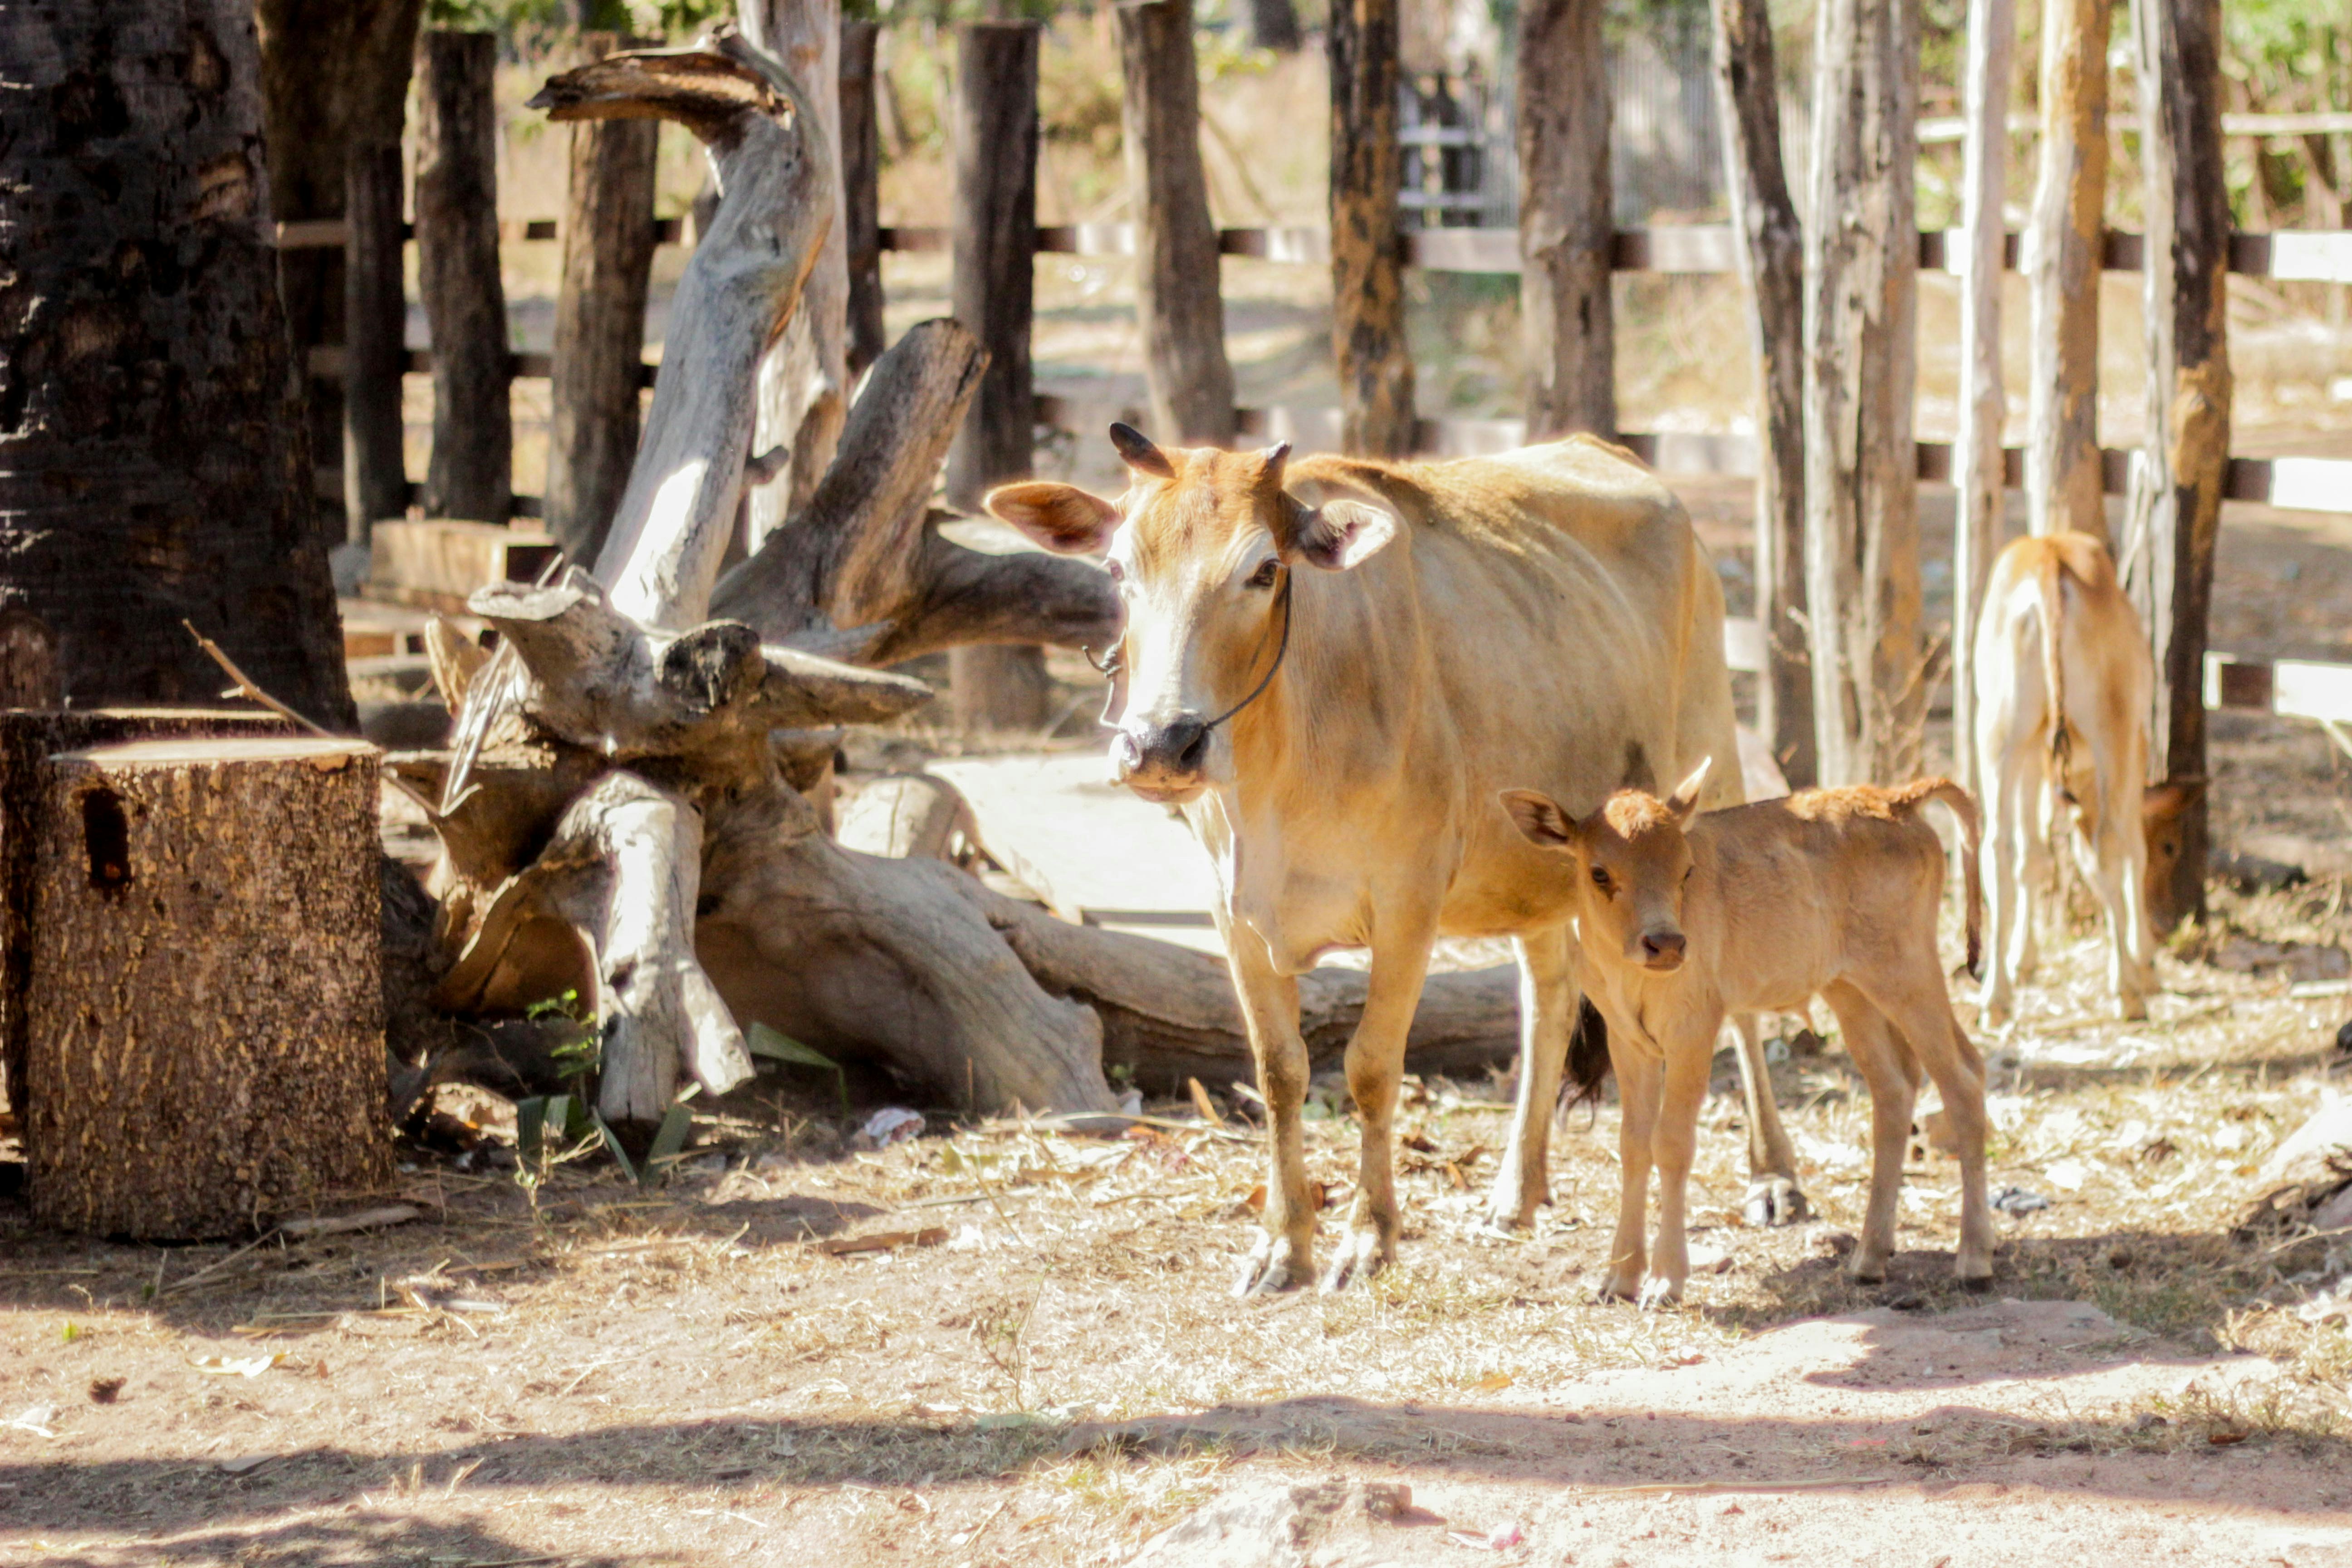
left=1482, top=924, right=1578, bottom=1233
left=1323, top=918, right=1438, bottom=1292
left=1227, top=934, right=1317, bottom=1296
left=1728, top=1013, right=1808, bottom=1225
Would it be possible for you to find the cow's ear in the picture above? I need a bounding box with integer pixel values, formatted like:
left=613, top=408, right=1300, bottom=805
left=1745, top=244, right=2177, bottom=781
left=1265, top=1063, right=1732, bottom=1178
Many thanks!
left=1286, top=498, right=1398, bottom=571
left=1665, top=757, right=1712, bottom=824
left=1500, top=789, right=1581, bottom=852
left=984, top=481, right=1121, bottom=556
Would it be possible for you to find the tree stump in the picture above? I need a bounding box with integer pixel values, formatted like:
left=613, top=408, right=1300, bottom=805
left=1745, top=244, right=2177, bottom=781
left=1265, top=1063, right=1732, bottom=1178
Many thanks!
left=24, top=737, right=387, bottom=1238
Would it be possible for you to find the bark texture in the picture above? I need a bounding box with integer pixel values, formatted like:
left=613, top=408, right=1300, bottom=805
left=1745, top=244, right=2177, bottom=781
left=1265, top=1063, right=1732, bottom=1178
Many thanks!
left=1119, top=0, right=1238, bottom=446
left=546, top=32, right=661, bottom=567
left=25, top=738, right=387, bottom=1239
left=0, top=0, right=354, bottom=728
left=945, top=23, right=1049, bottom=731
left=2125, top=0, right=2232, bottom=928
left=1710, top=0, right=1811, bottom=786
left=1800, top=0, right=1925, bottom=788
left=841, top=20, right=887, bottom=379
left=344, top=142, right=410, bottom=544
left=1245, top=0, right=1303, bottom=52
left=2024, top=0, right=2110, bottom=542
left=1951, top=0, right=2016, bottom=804
left=1520, top=0, right=1615, bottom=441
left=1328, top=0, right=1415, bottom=456
left=417, top=31, right=514, bottom=523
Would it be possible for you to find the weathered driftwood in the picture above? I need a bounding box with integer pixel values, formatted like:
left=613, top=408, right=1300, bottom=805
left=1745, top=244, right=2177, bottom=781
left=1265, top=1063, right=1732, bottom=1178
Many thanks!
left=1710, top=0, right=1811, bottom=786
left=1328, top=0, right=1415, bottom=456
left=840, top=20, right=887, bottom=378
left=25, top=738, right=387, bottom=1239
left=1519, top=0, right=1614, bottom=441
left=2024, top=0, right=2110, bottom=543
left=417, top=31, right=514, bottom=522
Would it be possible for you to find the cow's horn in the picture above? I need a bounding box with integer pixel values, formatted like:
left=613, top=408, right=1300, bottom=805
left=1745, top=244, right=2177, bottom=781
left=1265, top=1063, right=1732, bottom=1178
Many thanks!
left=1257, top=440, right=1292, bottom=490
left=1108, top=421, right=1175, bottom=479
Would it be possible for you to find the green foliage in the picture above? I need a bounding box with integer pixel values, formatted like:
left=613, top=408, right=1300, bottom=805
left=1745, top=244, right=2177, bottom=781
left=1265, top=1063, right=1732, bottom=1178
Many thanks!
left=749, top=1022, right=850, bottom=1112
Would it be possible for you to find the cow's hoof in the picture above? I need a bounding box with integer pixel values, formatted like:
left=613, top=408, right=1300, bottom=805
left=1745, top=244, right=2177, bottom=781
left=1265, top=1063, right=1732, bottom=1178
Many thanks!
left=1636, top=1276, right=1684, bottom=1311
left=1233, top=1235, right=1313, bottom=1297
left=1318, top=1227, right=1392, bottom=1293
left=1479, top=1175, right=1543, bottom=1236
left=1743, top=1175, right=1809, bottom=1227
left=2116, top=995, right=2148, bottom=1022
left=1958, top=1271, right=1994, bottom=1294
left=1595, top=1273, right=1643, bottom=1304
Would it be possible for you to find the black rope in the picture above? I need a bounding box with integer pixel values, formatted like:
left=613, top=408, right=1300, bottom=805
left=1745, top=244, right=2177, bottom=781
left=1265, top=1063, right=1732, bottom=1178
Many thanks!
left=1202, top=568, right=1294, bottom=733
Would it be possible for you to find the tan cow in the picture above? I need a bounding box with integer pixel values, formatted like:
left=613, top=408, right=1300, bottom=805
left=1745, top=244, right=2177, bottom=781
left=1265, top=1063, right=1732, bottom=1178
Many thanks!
left=1502, top=766, right=1994, bottom=1301
left=985, top=427, right=1806, bottom=1294
left=1972, top=531, right=2203, bottom=1025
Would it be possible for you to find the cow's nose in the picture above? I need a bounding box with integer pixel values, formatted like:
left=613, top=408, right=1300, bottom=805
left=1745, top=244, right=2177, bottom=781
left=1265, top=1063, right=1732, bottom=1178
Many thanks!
left=1640, top=930, right=1686, bottom=970
left=1109, top=730, right=1144, bottom=779
left=1130, top=715, right=1210, bottom=775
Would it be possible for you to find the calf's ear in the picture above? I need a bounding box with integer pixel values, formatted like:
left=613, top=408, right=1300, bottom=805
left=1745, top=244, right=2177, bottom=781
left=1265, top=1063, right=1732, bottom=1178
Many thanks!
left=984, top=482, right=1122, bottom=556
left=1500, top=789, right=1580, bottom=850
left=2142, top=777, right=2206, bottom=819
left=1286, top=498, right=1398, bottom=571
left=1665, top=756, right=1713, bottom=824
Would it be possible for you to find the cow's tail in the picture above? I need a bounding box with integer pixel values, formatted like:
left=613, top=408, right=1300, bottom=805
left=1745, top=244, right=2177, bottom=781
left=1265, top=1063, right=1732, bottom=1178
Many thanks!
left=1893, top=776, right=1985, bottom=979
left=2034, top=545, right=2074, bottom=800
left=1561, top=997, right=1612, bottom=1109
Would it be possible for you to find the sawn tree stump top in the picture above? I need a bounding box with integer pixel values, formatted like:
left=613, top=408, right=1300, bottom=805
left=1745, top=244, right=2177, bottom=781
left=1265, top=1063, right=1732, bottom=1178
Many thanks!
left=53, top=737, right=378, bottom=769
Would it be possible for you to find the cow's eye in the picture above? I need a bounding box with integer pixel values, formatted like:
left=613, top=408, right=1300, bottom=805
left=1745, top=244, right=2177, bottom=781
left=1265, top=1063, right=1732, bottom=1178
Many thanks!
left=1246, top=559, right=1280, bottom=589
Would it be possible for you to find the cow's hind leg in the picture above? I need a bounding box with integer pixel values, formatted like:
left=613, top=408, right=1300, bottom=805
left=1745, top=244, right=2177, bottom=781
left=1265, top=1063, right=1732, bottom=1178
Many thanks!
left=1729, top=1013, right=1808, bottom=1225
left=1483, top=924, right=1578, bottom=1234
left=1322, top=913, right=1439, bottom=1292
left=1821, top=981, right=1919, bottom=1284
left=1226, top=933, right=1317, bottom=1296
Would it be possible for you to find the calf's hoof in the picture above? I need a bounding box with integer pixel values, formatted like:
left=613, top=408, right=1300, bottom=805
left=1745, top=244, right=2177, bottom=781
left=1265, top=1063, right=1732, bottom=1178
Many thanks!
left=1743, top=1175, right=1810, bottom=1228
left=1595, top=1271, right=1645, bottom=1304
left=1849, top=1252, right=1891, bottom=1286
left=1636, top=1276, right=1685, bottom=1311
left=1318, top=1226, right=1393, bottom=1293
left=1234, top=1234, right=1314, bottom=1297
left=2115, top=993, right=2148, bottom=1022
left=1478, top=1175, right=1544, bottom=1237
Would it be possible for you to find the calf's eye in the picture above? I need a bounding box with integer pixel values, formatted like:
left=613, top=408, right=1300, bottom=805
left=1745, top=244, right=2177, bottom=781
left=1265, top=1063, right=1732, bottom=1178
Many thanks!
left=1246, top=559, right=1280, bottom=589
left=1589, top=867, right=1612, bottom=892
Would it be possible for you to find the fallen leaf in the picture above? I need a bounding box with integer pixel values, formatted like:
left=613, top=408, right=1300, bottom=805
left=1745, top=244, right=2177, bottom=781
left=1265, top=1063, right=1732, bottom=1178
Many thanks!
left=1471, top=1371, right=1513, bottom=1393
left=819, top=1226, right=949, bottom=1256
left=188, top=1353, right=283, bottom=1378
left=220, top=1453, right=279, bottom=1475
left=1186, top=1077, right=1225, bottom=1127
left=2, top=1403, right=58, bottom=1439
left=2207, top=1429, right=2250, bottom=1446
left=86, top=1378, right=122, bottom=1405
left=1446, top=1521, right=1525, bottom=1551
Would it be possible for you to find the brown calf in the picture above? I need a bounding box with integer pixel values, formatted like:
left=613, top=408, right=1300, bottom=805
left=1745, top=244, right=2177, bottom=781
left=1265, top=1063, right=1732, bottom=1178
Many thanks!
left=1971, top=531, right=2203, bottom=1024
left=1502, top=765, right=1994, bottom=1303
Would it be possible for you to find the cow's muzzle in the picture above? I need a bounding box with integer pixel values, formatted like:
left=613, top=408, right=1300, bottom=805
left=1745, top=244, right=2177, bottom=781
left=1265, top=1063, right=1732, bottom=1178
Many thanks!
left=1637, top=928, right=1687, bottom=972
left=1112, top=715, right=1211, bottom=801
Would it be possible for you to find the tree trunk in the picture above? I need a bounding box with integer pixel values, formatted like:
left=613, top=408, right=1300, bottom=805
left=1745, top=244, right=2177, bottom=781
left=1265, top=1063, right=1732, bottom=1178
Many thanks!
left=1119, top=0, right=1239, bottom=446
left=841, top=20, right=887, bottom=380
left=1710, top=0, right=1811, bottom=787
left=417, top=31, right=514, bottom=523
left=1328, top=0, right=1416, bottom=456
left=741, top=0, right=850, bottom=534
left=345, top=142, right=410, bottom=546
left=255, top=0, right=426, bottom=538
left=0, top=0, right=354, bottom=728
left=946, top=22, right=1050, bottom=731
left=546, top=32, right=660, bottom=567
left=2024, top=0, right=2110, bottom=542
left=24, top=737, right=387, bottom=1239
left=1950, top=0, right=2015, bottom=806
left=2125, top=0, right=2231, bottom=929
left=1800, top=0, right=1924, bottom=788
left=1246, top=0, right=1303, bottom=53
left=1520, top=0, right=1615, bottom=441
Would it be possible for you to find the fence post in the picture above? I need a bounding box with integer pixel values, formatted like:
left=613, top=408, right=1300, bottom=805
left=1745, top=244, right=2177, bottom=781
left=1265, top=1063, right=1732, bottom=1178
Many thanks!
left=343, top=141, right=407, bottom=547
left=1801, top=0, right=1924, bottom=787
left=2127, top=0, right=2232, bottom=927
left=2024, top=0, right=2109, bottom=542
left=1710, top=0, right=1810, bottom=787
left=841, top=19, right=887, bottom=380
left=416, top=30, right=513, bottom=522
left=1951, top=0, right=2015, bottom=809
left=946, top=20, right=1050, bottom=732
left=1328, top=0, right=1415, bottom=456
left=1119, top=0, right=1237, bottom=446
left=547, top=31, right=659, bottom=567
left=1519, top=0, right=1614, bottom=441
left=1245, top=0, right=1301, bottom=52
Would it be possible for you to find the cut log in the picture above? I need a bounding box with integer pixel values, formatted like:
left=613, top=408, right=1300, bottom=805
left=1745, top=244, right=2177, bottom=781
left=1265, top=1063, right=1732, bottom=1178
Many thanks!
left=343, top=141, right=408, bottom=545
left=417, top=31, right=514, bottom=523
left=546, top=31, right=661, bottom=567
left=1328, top=0, right=1415, bottom=456
left=24, top=737, right=387, bottom=1239
left=835, top=773, right=981, bottom=862
left=1519, top=0, right=1614, bottom=441
left=1118, top=0, right=1238, bottom=446
left=2024, top=0, right=2110, bottom=543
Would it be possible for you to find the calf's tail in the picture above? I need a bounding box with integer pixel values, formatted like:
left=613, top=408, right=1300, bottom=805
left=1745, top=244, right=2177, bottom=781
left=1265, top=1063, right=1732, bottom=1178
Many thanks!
left=1895, top=777, right=1985, bottom=979
left=2034, top=546, right=2074, bottom=798
left=1561, top=997, right=1612, bottom=1108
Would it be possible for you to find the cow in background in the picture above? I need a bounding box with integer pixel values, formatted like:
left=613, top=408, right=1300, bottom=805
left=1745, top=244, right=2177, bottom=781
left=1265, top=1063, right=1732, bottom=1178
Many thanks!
left=1972, top=531, right=2203, bottom=1024
left=986, top=428, right=1806, bottom=1294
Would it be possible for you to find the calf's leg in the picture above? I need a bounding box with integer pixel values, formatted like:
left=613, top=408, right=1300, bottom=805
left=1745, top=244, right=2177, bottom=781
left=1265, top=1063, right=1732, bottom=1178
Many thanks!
left=1863, top=969, right=1997, bottom=1284
left=1729, top=1013, right=1808, bottom=1225
left=1323, top=916, right=1438, bottom=1292
left=2075, top=814, right=2149, bottom=1020
left=1823, top=981, right=1918, bottom=1283
left=1642, top=1011, right=1723, bottom=1306
left=1600, top=1022, right=1662, bottom=1303
left=1483, top=924, right=1578, bottom=1233
left=1979, top=751, right=2037, bottom=1025
left=1226, top=932, right=1317, bottom=1295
